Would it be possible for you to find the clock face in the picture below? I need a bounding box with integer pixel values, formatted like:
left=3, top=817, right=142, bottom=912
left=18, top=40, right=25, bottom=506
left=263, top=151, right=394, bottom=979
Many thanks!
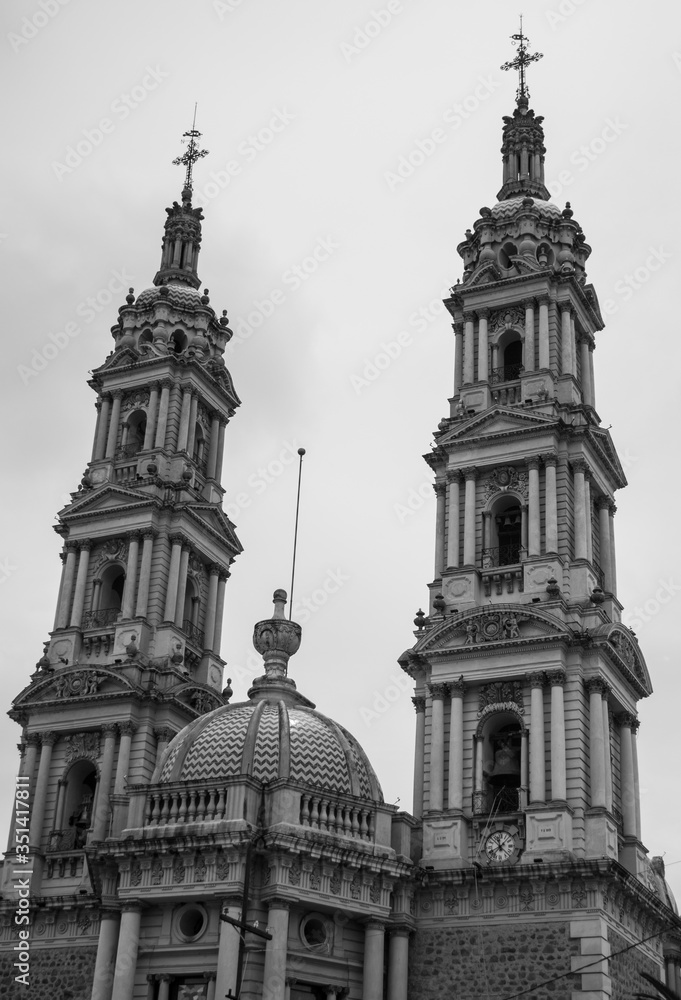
left=485, top=830, right=515, bottom=862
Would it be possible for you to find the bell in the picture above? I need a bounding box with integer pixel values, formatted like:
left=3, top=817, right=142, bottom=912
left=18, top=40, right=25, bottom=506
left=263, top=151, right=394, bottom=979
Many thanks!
left=487, top=738, right=521, bottom=786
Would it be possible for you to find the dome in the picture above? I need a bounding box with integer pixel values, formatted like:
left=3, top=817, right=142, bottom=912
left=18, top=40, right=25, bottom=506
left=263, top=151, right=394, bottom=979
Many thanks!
left=157, top=699, right=383, bottom=802
left=491, top=196, right=563, bottom=223
left=134, top=282, right=205, bottom=310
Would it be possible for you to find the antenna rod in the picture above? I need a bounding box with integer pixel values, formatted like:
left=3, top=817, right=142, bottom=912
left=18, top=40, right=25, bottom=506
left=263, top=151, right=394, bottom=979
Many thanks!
left=288, top=448, right=306, bottom=621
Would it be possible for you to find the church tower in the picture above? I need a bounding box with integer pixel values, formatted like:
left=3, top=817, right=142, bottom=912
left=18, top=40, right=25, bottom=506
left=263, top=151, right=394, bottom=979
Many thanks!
left=402, top=28, right=681, bottom=999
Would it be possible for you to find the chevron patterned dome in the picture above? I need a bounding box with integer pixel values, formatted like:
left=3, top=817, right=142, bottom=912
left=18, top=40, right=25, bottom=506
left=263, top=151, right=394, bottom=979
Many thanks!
left=135, top=282, right=205, bottom=309
left=491, top=195, right=562, bottom=222
left=156, top=699, right=383, bottom=802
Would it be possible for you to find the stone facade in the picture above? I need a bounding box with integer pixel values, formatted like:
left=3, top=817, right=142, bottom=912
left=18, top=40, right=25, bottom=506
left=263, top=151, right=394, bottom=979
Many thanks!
left=0, top=946, right=97, bottom=1000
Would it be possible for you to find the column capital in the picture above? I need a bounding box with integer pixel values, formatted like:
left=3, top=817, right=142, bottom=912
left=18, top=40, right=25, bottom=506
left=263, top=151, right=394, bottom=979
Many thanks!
left=65, top=539, right=79, bottom=553
left=541, top=452, right=558, bottom=467
left=449, top=676, right=465, bottom=698
left=537, top=294, right=550, bottom=307
left=572, top=457, right=589, bottom=475
left=168, top=532, right=185, bottom=546
left=462, top=311, right=475, bottom=323
left=150, top=380, right=162, bottom=392
left=617, top=711, right=639, bottom=730
left=120, top=901, right=143, bottom=913
left=25, top=732, right=41, bottom=748
left=547, top=669, right=566, bottom=687
left=111, top=389, right=124, bottom=400
left=363, top=918, right=387, bottom=930
left=429, top=682, right=449, bottom=701
left=389, top=923, right=413, bottom=938
left=77, top=539, right=93, bottom=551
left=159, top=377, right=174, bottom=391
left=608, top=501, right=617, bottom=516
left=126, top=530, right=141, bottom=543
left=446, top=468, right=462, bottom=483
left=560, top=303, right=573, bottom=316
left=40, top=731, right=58, bottom=747
left=595, top=494, right=612, bottom=511
left=452, top=321, right=464, bottom=336
left=154, top=726, right=174, bottom=743
left=118, top=721, right=137, bottom=737
left=525, top=456, right=540, bottom=471
left=101, top=723, right=118, bottom=737
left=142, top=527, right=158, bottom=540
left=476, top=307, right=490, bottom=319
left=433, top=481, right=447, bottom=497
left=523, top=297, right=536, bottom=309
left=411, top=696, right=426, bottom=714
left=461, top=465, right=478, bottom=481
left=526, top=671, right=545, bottom=689
left=267, top=897, right=291, bottom=911
left=585, top=677, right=609, bottom=696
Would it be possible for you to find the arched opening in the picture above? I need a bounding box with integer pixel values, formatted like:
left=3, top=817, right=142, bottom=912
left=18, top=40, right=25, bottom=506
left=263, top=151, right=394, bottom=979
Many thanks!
left=97, top=564, right=126, bottom=618
left=121, top=408, right=147, bottom=457
left=498, top=242, right=518, bottom=269
left=137, top=328, right=153, bottom=351
left=502, top=339, right=523, bottom=381
left=170, top=330, right=188, bottom=355
left=61, top=760, right=98, bottom=848
left=483, top=494, right=523, bottom=568
left=192, top=425, right=205, bottom=470
left=475, top=711, right=523, bottom=814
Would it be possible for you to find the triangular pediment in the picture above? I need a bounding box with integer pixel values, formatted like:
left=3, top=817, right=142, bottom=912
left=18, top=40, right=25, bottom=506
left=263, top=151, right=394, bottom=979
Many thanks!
left=184, top=505, right=243, bottom=554
left=589, top=427, right=627, bottom=488
left=412, top=604, right=569, bottom=655
left=12, top=665, right=140, bottom=710
left=95, top=347, right=140, bottom=373
left=466, top=262, right=503, bottom=286
left=597, top=624, right=652, bottom=697
left=59, top=484, right=152, bottom=519
left=438, top=406, right=557, bottom=446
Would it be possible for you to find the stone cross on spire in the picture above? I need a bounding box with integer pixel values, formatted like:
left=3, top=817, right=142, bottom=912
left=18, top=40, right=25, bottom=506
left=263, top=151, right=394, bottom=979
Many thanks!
left=500, top=16, right=543, bottom=107
left=172, top=104, right=209, bottom=203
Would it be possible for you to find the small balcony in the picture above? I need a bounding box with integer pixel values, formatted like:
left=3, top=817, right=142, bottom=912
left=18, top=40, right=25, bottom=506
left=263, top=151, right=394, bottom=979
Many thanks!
left=482, top=544, right=523, bottom=569
left=473, top=786, right=521, bottom=816
left=182, top=619, right=205, bottom=649
left=81, top=606, right=120, bottom=629
left=490, top=363, right=524, bottom=405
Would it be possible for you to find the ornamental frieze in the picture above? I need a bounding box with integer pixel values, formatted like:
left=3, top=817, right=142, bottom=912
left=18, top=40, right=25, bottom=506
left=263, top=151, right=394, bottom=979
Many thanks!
left=461, top=611, right=527, bottom=645
left=54, top=671, right=102, bottom=699
left=64, top=732, right=101, bottom=763
left=478, top=681, right=524, bottom=716
left=608, top=630, right=644, bottom=680
left=92, top=537, right=128, bottom=572
left=121, top=388, right=150, bottom=411
left=488, top=307, right=524, bottom=334
left=482, top=466, right=529, bottom=502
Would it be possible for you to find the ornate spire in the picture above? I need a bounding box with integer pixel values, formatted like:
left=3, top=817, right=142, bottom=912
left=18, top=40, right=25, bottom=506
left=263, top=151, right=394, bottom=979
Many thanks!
left=500, top=17, right=543, bottom=109
left=172, top=105, right=209, bottom=205
left=252, top=589, right=302, bottom=681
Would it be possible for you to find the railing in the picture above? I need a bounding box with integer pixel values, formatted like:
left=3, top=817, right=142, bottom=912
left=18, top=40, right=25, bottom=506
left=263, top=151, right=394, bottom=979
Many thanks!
left=183, top=619, right=205, bottom=648
left=146, top=786, right=228, bottom=826
left=473, top=787, right=520, bottom=815
left=115, top=462, right=138, bottom=483
left=482, top=544, right=522, bottom=568
left=490, top=363, right=524, bottom=384
left=116, top=443, right=143, bottom=459
left=81, top=606, right=120, bottom=629
left=299, top=793, right=374, bottom=841
left=45, top=852, right=84, bottom=879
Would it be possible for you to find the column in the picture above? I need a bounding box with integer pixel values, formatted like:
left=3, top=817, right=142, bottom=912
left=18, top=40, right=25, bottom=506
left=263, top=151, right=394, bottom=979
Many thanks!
left=134, top=531, right=155, bottom=618
left=561, top=306, right=573, bottom=376
left=602, top=697, right=613, bottom=813
left=588, top=344, right=596, bottom=411
left=262, top=899, right=290, bottom=1000
left=114, top=723, right=136, bottom=796
left=174, top=543, right=191, bottom=627
left=163, top=535, right=184, bottom=622
left=91, top=399, right=103, bottom=461
left=481, top=511, right=492, bottom=563
left=204, top=973, right=216, bottom=1000
left=608, top=503, right=618, bottom=596
left=474, top=735, right=484, bottom=795
left=433, top=483, right=446, bottom=578
left=157, top=976, right=172, bottom=1000
left=203, top=564, right=220, bottom=651
left=584, top=474, right=593, bottom=563
left=214, top=899, right=241, bottom=1000
left=154, top=381, right=171, bottom=450
left=121, top=532, right=140, bottom=620
left=519, top=730, right=529, bottom=809
left=463, top=313, right=474, bottom=384
left=428, top=684, right=447, bottom=812
left=544, top=455, right=558, bottom=553
left=22, top=734, right=40, bottom=793
left=631, top=719, right=641, bottom=839
left=186, top=392, right=199, bottom=457
left=92, top=579, right=102, bottom=612
left=56, top=541, right=78, bottom=628
left=91, top=909, right=121, bottom=1000
left=597, top=498, right=613, bottom=591
left=548, top=671, right=567, bottom=802
left=527, top=458, right=540, bottom=557
left=215, top=419, right=227, bottom=482
left=448, top=678, right=465, bottom=811
left=29, top=732, right=57, bottom=848
left=538, top=297, right=550, bottom=370
left=110, top=905, right=142, bottom=1000
left=462, top=467, right=477, bottom=566
left=477, top=309, right=489, bottom=382
left=618, top=713, right=638, bottom=837
left=212, top=571, right=228, bottom=654
left=362, top=921, right=386, bottom=1000
left=53, top=779, right=67, bottom=834
left=580, top=337, right=593, bottom=406
left=153, top=728, right=173, bottom=769
left=453, top=322, right=464, bottom=394
left=528, top=674, right=546, bottom=803
left=176, top=387, right=193, bottom=452
left=520, top=503, right=528, bottom=558
left=573, top=459, right=588, bottom=560
left=91, top=724, right=118, bottom=841
left=446, top=470, right=461, bottom=569
left=105, top=391, right=123, bottom=460
left=206, top=414, right=220, bottom=480
left=412, top=697, right=426, bottom=820
left=387, top=926, right=410, bottom=1000
left=94, top=395, right=111, bottom=461
left=142, top=384, right=160, bottom=451
left=524, top=299, right=535, bottom=372
left=587, top=679, right=607, bottom=809
left=69, top=541, right=92, bottom=628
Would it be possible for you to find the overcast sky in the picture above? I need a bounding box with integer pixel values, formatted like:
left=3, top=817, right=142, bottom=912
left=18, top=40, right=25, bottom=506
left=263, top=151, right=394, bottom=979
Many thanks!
left=2, top=0, right=681, bottom=900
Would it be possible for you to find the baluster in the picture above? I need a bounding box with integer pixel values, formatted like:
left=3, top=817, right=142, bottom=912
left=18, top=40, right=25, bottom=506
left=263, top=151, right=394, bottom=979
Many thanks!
left=177, top=790, right=188, bottom=823
left=342, top=805, right=352, bottom=835
left=186, top=790, right=196, bottom=823
left=205, top=787, right=216, bottom=821
left=328, top=802, right=338, bottom=835
left=145, top=794, right=156, bottom=826
left=168, top=792, right=179, bottom=824
left=196, top=789, right=206, bottom=821
left=159, top=794, right=170, bottom=826
left=360, top=810, right=369, bottom=839
left=367, top=811, right=375, bottom=840
left=300, top=794, right=310, bottom=826
left=318, top=798, right=328, bottom=831
left=215, top=787, right=226, bottom=821
left=351, top=808, right=360, bottom=838
left=310, top=797, right=320, bottom=828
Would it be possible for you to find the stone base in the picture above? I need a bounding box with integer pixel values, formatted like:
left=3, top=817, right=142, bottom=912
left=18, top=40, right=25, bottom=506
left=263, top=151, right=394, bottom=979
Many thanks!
left=585, top=809, right=619, bottom=860
left=524, top=806, right=573, bottom=858
left=421, top=816, right=469, bottom=868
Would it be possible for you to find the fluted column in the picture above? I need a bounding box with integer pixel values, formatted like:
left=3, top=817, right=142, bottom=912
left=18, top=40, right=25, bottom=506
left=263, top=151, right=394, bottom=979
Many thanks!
left=561, top=306, right=573, bottom=376
left=176, top=387, right=193, bottom=453
left=142, top=383, right=160, bottom=451
left=543, top=455, right=558, bottom=553
left=548, top=671, right=567, bottom=801
left=105, top=391, right=123, bottom=460
left=573, top=459, right=588, bottom=560
left=428, top=684, right=447, bottom=812
left=94, top=395, right=111, bottom=461
left=587, top=679, right=608, bottom=809
left=579, top=337, right=593, bottom=406
left=174, top=543, right=191, bottom=627
left=520, top=730, right=529, bottom=809
left=387, top=926, right=410, bottom=1000
left=363, top=921, right=386, bottom=1000
left=163, top=534, right=184, bottom=622
left=114, top=723, right=136, bottom=796
left=91, top=398, right=103, bottom=461
left=111, top=905, right=142, bottom=1000
left=524, top=299, right=535, bottom=372
left=462, top=467, right=477, bottom=566
left=215, top=420, right=227, bottom=482
left=212, top=571, right=228, bottom=654
left=154, top=381, right=171, bottom=450
left=596, top=498, right=613, bottom=591
left=134, top=530, right=155, bottom=618
left=588, top=344, right=596, bottom=411
left=91, top=909, right=121, bottom=1000
left=538, top=297, right=550, bottom=370
left=206, top=414, right=220, bottom=480
left=526, top=457, right=540, bottom=557
left=203, top=565, right=220, bottom=652
left=433, top=482, right=446, bottom=578
left=121, top=532, right=140, bottom=620
left=528, top=674, right=546, bottom=803
left=453, top=322, right=464, bottom=394
left=262, top=899, right=290, bottom=1000
left=446, top=470, right=461, bottom=569
left=69, top=540, right=92, bottom=627
left=608, top=503, right=618, bottom=596
left=631, top=719, right=641, bottom=839
left=448, top=678, right=465, bottom=810
left=477, top=309, right=489, bottom=382
left=412, top=696, right=426, bottom=820
left=602, top=698, right=613, bottom=812
left=618, top=713, right=638, bottom=837
left=56, top=540, right=78, bottom=628
left=462, top=313, right=475, bottom=384
left=584, top=474, right=593, bottom=563
left=92, top=724, right=118, bottom=841
left=186, top=392, right=199, bottom=457
left=29, top=732, right=57, bottom=848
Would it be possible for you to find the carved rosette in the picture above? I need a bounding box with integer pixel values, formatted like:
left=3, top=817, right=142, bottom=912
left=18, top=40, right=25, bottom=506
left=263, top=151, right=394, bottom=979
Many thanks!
left=482, top=466, right=529, bottom=502
left=54, top=670, right=102, bottom=699
left=459, top=611, right=526, bottom=644
left=478, top=681, right=524, bottom=716
left=65, top=732, right=101, bottom=763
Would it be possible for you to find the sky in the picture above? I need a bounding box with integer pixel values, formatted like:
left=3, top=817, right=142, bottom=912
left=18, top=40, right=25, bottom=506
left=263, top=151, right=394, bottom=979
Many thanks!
left=2, top=0, right=681, bottom=900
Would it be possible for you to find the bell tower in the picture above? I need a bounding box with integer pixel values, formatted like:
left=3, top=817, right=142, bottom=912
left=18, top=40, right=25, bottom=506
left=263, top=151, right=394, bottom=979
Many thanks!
left=403, top=27, right=680, bottom=999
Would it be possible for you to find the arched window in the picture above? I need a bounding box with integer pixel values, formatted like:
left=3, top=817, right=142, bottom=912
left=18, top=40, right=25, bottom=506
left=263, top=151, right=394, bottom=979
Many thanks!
left=121, top=409, right=147, bottom=457
left=170, top=330, right=188, bottom=355
left=98, top=564, right=126, bottom=614
left=502, top=339, right=523, bottom=381
left=192, top=426, right=205, bottom=470
left=475, top=711, right=523, bottom=815
left=483, top=494, right=523, bottom=568
left=61, top=760, right=97, bottom=848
